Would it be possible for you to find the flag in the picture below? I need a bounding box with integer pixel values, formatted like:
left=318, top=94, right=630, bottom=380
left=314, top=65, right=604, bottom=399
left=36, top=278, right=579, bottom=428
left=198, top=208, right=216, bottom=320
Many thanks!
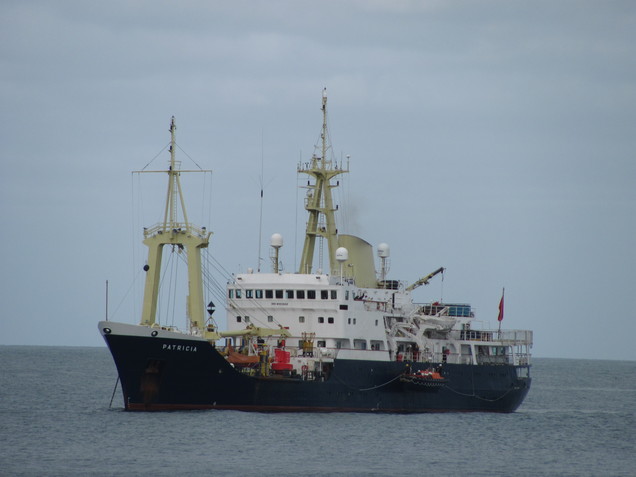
left=497, top=289, right=505, bottom=322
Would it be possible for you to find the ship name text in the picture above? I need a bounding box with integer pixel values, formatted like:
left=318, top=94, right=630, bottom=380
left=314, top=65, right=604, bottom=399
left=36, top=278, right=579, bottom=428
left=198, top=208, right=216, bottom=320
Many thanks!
left=162, top=343, right=198, bottom=352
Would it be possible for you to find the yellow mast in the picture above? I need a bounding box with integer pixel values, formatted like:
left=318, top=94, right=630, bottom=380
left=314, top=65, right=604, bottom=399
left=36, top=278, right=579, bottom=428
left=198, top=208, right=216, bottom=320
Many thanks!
left=298, top=89, right=348, bottom=275
left=138, top=117, right=212, bottom=335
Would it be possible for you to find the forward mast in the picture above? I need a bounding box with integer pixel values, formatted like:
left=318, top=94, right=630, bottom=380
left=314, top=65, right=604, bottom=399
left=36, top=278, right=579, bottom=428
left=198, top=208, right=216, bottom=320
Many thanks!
left=137, top=117, right=212, bottom=335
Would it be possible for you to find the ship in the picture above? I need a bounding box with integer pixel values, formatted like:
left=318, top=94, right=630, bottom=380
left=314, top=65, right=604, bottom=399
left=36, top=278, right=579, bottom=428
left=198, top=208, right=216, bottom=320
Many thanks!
left=99, top=92, right=532, bottom=412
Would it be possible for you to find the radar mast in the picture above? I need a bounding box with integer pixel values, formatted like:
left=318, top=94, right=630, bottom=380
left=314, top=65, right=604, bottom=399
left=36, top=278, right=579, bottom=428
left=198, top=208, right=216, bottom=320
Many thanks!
left=298, top=89, right=348, bottom=275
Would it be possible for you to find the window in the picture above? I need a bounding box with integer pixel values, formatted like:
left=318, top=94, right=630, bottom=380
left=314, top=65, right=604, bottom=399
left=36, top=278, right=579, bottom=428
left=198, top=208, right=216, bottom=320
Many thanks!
left=228, top=289, right=234, bottom=299
left=353, top=318, right=357, bottom=325
left=328, top=317, right=334, bottom=324
left=375, top=319, right=378, bottom=326
left=354, top=339, right=367, bottom=350
left=246, top=289, right=253, bottom=299
left=321, top=290, right=329, bottom=300
left=265, top=290, right=273, bottom=299
left=317, top=340, right=326, bottom=347
left=307, top=290, right=316, bottom=299
left=244, top=316, right=250, bottom=322
left=255, top=289, right=263, bottom=299
left=275, top=289, right=284, bottom=299
left=267, top=315, right=274, bottom=323
left=347, top=318, right=351, bottom=325
left=331, top=290, right=337, bottom=299
left=236, top=316, right=242, bottom=322
left=297, top=290, right=305, bottom=299
left=235, top=289, right=242, bottom=299
left=371, top=341, right=384, bottom=350
left=339, top=304, right=348, bottom=310
left=299, top=316, right=305, bottom=323
left=345, top=290, right=350, bottom=300
left=318, top=317, right=324, bottom=323
left=286, top=290, right=294, bottom=299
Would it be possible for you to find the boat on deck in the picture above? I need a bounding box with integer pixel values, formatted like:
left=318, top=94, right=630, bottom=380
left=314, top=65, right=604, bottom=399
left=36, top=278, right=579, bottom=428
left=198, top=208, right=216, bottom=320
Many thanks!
left=99, top=93, right=532, bottom=412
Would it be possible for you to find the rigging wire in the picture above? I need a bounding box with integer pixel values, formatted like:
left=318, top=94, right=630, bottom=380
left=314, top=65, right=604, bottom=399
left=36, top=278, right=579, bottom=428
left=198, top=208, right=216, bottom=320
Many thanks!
left=171, top=249, right=285, bottom=331
left=108, top=267, right=144, bottom=321
left=140, top=143, right=170, bottom=171
left=175, top=143, right=204, bottom=170
left=294, top=157, right=302, bottom=273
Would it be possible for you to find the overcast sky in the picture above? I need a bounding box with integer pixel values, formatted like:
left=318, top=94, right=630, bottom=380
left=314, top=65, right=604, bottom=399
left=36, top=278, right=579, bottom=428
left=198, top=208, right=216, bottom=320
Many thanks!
left=1, top=1, right=635, bottom=360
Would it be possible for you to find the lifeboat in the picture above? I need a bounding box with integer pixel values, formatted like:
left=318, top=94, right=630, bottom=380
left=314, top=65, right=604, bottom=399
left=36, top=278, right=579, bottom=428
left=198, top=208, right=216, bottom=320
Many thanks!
left=399, top=368, right=448, bottom=389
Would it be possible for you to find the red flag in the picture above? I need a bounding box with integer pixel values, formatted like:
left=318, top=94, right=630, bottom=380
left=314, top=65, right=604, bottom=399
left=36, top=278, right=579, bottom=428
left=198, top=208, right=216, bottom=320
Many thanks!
left=497, top=289, right=505, bottom=322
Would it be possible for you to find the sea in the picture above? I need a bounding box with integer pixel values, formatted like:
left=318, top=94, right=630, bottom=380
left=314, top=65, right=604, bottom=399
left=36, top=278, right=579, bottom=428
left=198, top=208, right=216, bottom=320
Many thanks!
left=0, top=346, right=634, bottom=477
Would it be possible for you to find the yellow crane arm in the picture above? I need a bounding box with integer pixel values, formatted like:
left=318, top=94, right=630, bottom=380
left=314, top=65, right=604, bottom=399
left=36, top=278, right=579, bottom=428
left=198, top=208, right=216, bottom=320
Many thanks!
left=405, top=267, right=445, bottom=292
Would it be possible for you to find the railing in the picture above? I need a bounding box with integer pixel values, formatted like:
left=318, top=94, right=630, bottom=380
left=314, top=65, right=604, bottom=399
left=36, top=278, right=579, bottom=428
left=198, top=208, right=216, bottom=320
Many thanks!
left=143, top=222, right=209, bottom=239
left=450, top=329, right=533, bottom=346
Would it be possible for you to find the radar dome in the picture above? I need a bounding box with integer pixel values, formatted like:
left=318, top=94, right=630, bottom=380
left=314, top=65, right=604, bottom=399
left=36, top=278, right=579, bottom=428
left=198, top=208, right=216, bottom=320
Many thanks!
left=336, top=247, right=349, bottom=262
left=377, top=243, right=390, bottom=258
left=270, top=233, right=283, bottom=248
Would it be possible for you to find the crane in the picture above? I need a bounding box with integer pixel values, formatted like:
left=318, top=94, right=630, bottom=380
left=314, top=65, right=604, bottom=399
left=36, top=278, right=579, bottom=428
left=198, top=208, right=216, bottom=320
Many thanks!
left=405, top=267, right=445, bottom=292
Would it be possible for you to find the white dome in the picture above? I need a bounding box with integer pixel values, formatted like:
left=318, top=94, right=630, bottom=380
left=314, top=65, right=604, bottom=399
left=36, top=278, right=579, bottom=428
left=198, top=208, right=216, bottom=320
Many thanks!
left=270, top=233, right=283, bottom=248
left=336, top=247, right=349, bottom=262
left=377, top=243, right=390, bottom=258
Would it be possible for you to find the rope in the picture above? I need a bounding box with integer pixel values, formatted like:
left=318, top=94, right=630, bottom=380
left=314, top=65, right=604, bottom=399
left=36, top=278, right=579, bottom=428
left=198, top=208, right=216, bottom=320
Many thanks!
left=175, top=143, right=204, bottom=170
left=443, top=384, right=516, bottom=402
left=358, top=373, right=403, bottom=391
left=139, top=143, right=170, bottom=171
left=108, top=376, right=120, bottom=408
left=331, top=371, right=403, bottom=392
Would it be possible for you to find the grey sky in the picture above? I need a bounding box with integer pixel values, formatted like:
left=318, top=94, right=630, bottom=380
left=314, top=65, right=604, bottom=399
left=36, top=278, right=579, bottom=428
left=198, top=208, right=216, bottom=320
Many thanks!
left=1, top=1, right=635, bottom=360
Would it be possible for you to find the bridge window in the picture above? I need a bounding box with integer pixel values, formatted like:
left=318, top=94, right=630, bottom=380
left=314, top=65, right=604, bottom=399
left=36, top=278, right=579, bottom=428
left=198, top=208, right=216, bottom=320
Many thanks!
left=307, top=290, right=316, bottom=299
left=275, top=289, right=284, bottom=299
left=371, top=341, right=384, bottom=350
left=354, top=339, right=367, bottom=350
left=228, top=289, right=234, bottom=299
left=321, top=290, right=329, bottom=299
left=235, top=289, right=242, bottom=299
left=297, top=290, right=305, bottom=299
left=331, top=290, right=337, bottom=299
left=286, top=290, right=294, bottom=299
left=265, top=289, right=273, bottom=299
left=255, top=289, right=263, bottom=299
left=246, top=289, right=253, bottom=299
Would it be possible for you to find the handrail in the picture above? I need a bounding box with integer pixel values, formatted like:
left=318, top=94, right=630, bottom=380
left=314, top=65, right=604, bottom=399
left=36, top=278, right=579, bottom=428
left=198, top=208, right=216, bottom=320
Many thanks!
left=143, top=222, right=209, bottom=239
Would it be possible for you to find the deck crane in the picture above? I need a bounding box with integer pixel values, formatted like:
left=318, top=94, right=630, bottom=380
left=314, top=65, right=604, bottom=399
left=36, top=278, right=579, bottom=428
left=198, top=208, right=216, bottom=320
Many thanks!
left=405, top=267, right=445, bottom=292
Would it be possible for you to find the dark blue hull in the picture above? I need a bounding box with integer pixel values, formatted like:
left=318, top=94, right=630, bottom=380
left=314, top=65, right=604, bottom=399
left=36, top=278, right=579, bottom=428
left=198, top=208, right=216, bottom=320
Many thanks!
left=103, top=333, right=531, bottom=412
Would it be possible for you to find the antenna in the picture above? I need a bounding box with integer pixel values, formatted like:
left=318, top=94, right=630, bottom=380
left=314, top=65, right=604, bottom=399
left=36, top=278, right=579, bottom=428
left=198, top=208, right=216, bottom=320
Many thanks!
left=270, top=233, right=284, bottom=273
left=257, top=129, right=265, bottom=272
left=336, top=247, right=348, bottom=283
left=378, top=243, right=390, bottom=286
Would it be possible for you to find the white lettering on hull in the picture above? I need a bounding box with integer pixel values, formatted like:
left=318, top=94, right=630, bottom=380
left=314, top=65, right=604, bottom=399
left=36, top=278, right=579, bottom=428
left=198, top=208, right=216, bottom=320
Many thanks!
left=162, top=343, right=198, bottom=352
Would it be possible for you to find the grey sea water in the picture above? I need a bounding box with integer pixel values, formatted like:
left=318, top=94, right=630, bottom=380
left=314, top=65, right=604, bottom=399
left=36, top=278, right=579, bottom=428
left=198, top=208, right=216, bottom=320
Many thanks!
left=0, top=346, right=634, bottom=477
